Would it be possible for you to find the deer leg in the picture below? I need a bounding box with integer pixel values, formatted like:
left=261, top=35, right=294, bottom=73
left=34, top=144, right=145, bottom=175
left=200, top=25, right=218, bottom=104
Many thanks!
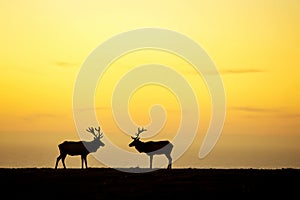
left=61, top=154, right=67, bottom=169
left=55, top=154, right=62, bottom=169
left=149, top=155, right=153, bottom=169
left=84, top=155, right=88, bottom=169
left=166, top=153, right=172, bottom=169
left=82, top=155, right=88, bottom=169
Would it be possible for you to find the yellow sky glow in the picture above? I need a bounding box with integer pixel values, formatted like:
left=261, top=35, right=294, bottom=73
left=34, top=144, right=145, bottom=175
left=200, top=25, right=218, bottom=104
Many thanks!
left=0, top=0, right=299, bottom=168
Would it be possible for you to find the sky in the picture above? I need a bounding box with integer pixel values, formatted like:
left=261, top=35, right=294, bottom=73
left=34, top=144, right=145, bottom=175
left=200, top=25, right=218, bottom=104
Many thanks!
left=0, top=0, right=300, bottom=169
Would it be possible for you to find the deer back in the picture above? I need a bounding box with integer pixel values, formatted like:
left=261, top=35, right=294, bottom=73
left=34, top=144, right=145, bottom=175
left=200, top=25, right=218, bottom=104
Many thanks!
left=135, top=140, right=172, bottom=154
left=58, top=141, right=89, bottom=156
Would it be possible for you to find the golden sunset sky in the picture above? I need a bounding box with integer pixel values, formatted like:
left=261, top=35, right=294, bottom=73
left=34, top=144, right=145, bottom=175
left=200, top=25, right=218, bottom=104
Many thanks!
left=0, top=0, right=299, bottom=168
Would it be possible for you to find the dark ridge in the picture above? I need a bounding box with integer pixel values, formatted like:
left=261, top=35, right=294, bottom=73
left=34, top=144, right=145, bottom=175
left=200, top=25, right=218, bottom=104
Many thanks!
left=1, top=168, right=299, bottom=199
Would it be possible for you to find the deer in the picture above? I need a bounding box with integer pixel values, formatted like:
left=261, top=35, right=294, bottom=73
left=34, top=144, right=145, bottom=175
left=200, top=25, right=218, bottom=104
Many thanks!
left=129, top=127, right=173, bottom=169
left=55, top=126, right=105, bottom=169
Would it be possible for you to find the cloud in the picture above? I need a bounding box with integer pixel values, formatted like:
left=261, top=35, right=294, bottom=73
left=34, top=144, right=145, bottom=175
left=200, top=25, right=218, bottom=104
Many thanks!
left=221, top=69, right=266, bottom=75
left=278, top=113, right=300, bottom=118
left=231, top=106, right=280, bottom=113
left=231, top=106, right=300, bottom=118
left=54, top=61, right=78, bottom=68
left=74, top=107, right=111, bottom=112
left=21, top=113, right=58, bottom=121
left=181, top=68, right=266, bottom=76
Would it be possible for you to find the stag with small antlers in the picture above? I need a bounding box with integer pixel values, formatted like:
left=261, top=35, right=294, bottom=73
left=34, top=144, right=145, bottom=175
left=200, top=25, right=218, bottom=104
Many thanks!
left=55, top=126, right=105, bottom=169
left=129, top=127, right=173, bottom=169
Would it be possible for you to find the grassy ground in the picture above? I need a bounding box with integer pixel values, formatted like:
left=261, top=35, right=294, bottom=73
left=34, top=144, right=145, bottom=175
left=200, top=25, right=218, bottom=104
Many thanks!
left=0, top=168, right=299, bottom=199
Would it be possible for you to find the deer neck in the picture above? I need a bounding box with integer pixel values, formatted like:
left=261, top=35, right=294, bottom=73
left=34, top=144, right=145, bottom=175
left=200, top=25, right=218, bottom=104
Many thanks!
left=135, top=140, right=146, bottom=153
left=84, top=139, right=100, bottom=153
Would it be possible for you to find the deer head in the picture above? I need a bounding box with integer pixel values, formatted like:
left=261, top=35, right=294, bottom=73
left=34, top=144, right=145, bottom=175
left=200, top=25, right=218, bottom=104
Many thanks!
left=129, top=127, right=147, bottom=147
left=86, top=126, right=105, bottom=147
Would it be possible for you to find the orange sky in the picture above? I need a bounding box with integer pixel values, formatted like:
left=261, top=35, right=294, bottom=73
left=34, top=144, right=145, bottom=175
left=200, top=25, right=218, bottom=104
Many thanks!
left=0, top=0, right=299, bottom=169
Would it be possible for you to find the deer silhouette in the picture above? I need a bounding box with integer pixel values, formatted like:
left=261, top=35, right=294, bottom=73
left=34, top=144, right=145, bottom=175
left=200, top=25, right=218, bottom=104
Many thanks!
left=129, top=127, right=173, bottom=169
left=55, top=126, right=105, bottom=169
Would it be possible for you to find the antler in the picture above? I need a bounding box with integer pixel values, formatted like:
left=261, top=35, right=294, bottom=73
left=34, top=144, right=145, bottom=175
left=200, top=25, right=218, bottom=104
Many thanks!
left=86, top=126, right=103, bottom=138
left=135, top=127, right=147, bottom=138
left=95, top=126, right=103, bottom=138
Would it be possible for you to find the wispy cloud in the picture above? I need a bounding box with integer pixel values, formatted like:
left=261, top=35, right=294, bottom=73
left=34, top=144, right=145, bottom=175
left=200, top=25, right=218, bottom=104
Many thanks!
left=277, top=113, right=300, bottom=118
left=54, top=61, right=78, bottom=68
left=221, top=69, right=266, bottom=75
left=74, top=107, right=111, bottom=112
left=181, top=68, right=266, bottom=76
left=73, top=107, right=186, bottom=114
left=231, top=106, right=300, bottom=118
left=231, top=106, right=279, bottom=113
left=21, top=113, right=58, bottom=121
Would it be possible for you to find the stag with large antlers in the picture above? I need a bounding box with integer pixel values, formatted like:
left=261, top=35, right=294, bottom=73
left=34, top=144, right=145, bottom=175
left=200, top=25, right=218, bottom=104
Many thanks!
left=129, top=127, right=173, bottom=169
left=55, top=126, right=105, bottom=169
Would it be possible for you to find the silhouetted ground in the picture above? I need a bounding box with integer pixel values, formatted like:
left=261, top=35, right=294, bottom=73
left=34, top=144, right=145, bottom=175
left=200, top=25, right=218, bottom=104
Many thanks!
left=0, top=168, right=299, bottom=199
